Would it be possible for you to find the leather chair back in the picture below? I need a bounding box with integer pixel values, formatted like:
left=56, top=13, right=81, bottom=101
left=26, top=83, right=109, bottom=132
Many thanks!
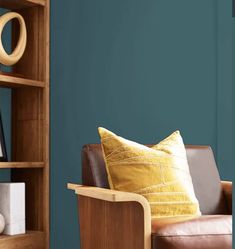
left=82, top=144, right=228, bottom=215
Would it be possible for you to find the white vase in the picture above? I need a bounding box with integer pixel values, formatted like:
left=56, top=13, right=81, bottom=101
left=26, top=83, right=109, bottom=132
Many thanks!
left=0, top=213, right=5, bottom=234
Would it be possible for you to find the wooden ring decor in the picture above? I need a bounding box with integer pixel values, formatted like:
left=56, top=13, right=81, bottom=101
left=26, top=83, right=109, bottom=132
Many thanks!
left=0, top=12, right=27, bottom=66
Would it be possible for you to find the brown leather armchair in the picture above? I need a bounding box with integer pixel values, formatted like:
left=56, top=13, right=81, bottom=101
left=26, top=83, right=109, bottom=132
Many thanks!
left=68, top=145, right=232, bottom=249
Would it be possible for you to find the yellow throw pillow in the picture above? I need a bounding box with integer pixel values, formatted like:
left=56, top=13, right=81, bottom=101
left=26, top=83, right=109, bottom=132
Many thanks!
left=98, top=127, right=201, bottom=218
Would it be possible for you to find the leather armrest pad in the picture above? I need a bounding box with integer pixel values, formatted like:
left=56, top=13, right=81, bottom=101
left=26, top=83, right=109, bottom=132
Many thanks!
left=221, top=181, right=232, bottom=214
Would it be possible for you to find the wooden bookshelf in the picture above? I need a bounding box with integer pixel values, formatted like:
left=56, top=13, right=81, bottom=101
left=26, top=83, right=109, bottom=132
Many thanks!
left=0, top=231, right=45, bottom=249
left=0, top=74, right=45, bottom=88
left=0, top=162, right=45, bottom=169
left=0, top=0, right=46, bottom=9
left=0, top=0, right=50, bottom=249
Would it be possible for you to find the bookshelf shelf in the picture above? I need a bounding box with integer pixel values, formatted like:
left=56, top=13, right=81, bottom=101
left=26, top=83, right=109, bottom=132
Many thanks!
left=0, top=231, right=45, bottom=249
left=0, top=0, right=46, bottom=10
left=0, top=162, right=45, bottom=169
left=0, top=74, right=45, bottom=88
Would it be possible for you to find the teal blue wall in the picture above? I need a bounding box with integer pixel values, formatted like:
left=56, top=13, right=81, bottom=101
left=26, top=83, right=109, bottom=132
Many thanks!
left=50, top=0, right=233, bottom=248
left=233, top=17, right=235, bottom=151
left=0, top=89, right=11, bottom=182
left=0, top=1, right=233, bottom=248
left=216, top=1, right=233, bottom=178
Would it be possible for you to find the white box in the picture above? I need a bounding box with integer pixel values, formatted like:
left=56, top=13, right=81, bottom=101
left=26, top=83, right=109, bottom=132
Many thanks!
left=0, top=183, right=25, bottom=235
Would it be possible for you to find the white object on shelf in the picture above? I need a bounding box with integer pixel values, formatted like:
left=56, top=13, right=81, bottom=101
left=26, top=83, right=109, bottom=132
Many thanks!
left=0, top=213, right=5, bottom=234
left=0, top=183, right=25, bottom=235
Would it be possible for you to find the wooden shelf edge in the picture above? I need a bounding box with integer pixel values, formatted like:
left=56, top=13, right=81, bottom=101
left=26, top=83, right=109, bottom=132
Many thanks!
left=0, top=231, right=45, bottom=249
left=0, top=230, right=44, bottom=241
left=0, top=75, right=45, bottom=88
left=0, top=0, right=46, bottom=9
left=0, top=162, right=45, bottom=169
left=26, top=0, right=46, bottom=6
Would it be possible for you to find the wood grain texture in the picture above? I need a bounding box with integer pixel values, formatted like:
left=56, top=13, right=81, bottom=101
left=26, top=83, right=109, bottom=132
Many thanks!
left=0, top=74, right=45, bottom=88
left=221, top=181, right=232, bottom=214
left=0, top=162, right=44, bottom=169
left=26, top=0, right=45, bottom=6
left=12, top=7, right=39, bottom=80
left=12, top=169, right=43, bottom=231
left=42, top=1, right=50, bottom=248
left=3, top=1, right=50, bottom=249
left=68, top=184, right=151, bottom=249
left=78, top=197, right=147, bottom=249
left=12, top=88, right=43, bottom=161
left=0, top=231, right=45, bottom=249
left=0, top=0, right=45, bottom=9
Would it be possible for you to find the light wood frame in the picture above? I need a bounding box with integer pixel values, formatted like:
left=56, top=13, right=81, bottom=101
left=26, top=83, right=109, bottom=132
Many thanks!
left=68, top=184, right=152, bottom=249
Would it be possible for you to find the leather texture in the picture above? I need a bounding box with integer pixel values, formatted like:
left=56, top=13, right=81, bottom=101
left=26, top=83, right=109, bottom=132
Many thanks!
left=81, top=144, right=232, bottom=249
left=151, top=215, right=232, bottom=249
left=82, top=144, right=228, bottom=215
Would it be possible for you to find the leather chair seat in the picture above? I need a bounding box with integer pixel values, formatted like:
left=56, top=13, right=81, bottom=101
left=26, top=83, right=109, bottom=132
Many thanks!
left=151, top=215, right=232, bottom=249
left=81, top=145, right=232, bottom=249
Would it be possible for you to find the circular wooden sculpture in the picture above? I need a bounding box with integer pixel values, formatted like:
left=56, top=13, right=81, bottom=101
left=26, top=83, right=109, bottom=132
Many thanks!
left=0, top=12, right=27, bottom=66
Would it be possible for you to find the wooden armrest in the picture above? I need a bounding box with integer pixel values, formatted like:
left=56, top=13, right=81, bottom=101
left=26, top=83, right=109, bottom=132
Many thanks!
left=68, top=183, right=151, bottom=249
left=221, top=181, right=232, bottom=214
left=221, top=181, right=232, bottom=190
left=68, top=183, right=150, bottom=205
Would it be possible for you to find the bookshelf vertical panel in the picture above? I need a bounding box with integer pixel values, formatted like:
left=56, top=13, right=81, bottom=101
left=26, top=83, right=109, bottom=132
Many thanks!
left=11, top=168, right=44, bottom=231
left=12, top=87, right=43, bottom=162
left=12, top=6, right=45, bottom=81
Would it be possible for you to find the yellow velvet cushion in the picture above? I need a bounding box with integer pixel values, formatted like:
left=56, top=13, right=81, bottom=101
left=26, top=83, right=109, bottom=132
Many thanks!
left=98, top=127, right=201, bottom=218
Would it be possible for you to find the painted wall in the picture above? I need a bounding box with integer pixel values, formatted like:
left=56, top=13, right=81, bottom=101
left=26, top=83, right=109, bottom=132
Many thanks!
left=0, top=89, right=11, bottom=182
left=50, top=0, right=233, bottom=248
left=216, top=0, right=233, bottom=178
left=233, top=17, right=235, bottom=152
left=0, top=0, right=232, bottom=248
